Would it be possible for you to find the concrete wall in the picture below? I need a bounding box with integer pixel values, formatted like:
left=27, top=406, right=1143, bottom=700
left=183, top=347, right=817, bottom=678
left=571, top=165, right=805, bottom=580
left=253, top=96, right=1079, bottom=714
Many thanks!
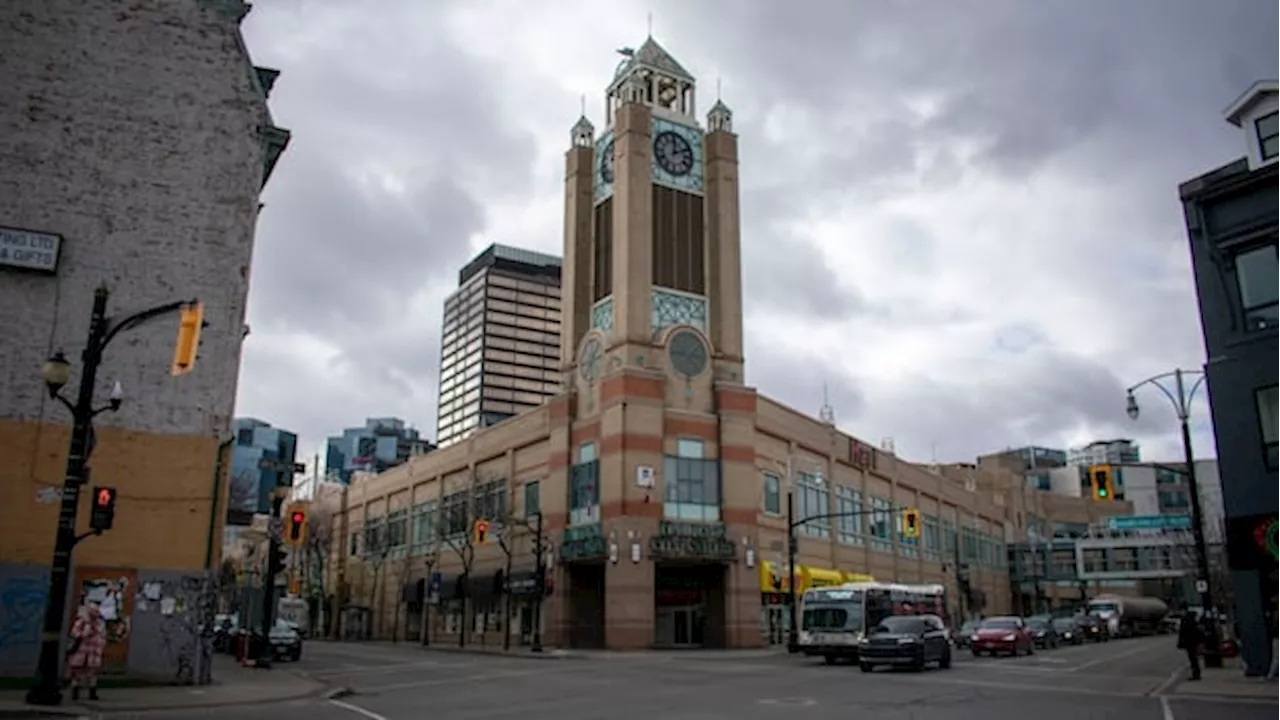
left=0, top=564, right=214, bottom=683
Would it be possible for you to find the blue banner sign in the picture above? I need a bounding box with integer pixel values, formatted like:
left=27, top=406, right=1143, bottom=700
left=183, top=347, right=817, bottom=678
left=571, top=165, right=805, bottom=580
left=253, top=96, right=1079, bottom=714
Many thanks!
left=1107, top=514, right=1191, bottom=531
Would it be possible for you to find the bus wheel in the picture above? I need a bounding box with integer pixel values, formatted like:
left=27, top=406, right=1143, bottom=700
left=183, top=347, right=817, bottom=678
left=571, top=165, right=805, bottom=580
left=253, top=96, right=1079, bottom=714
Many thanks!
left=860, top=662, right=874, bottom=673
left=822, top=655, right=836, bottom=665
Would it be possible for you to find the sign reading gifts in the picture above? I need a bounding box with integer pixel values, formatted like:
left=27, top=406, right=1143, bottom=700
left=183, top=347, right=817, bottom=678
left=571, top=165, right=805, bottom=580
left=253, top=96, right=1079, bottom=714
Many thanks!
left=0, top=226, right=62, bottom=273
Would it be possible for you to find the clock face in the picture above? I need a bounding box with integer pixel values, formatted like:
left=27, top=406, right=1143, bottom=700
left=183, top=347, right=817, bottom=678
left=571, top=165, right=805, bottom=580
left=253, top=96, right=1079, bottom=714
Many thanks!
left=580, top=338, right=603, bottom=382
left=653, top=131, right=694, bottom=177
left=668, top=330, right=708, bottom=379
left=600, top=139, right=615, bottom=184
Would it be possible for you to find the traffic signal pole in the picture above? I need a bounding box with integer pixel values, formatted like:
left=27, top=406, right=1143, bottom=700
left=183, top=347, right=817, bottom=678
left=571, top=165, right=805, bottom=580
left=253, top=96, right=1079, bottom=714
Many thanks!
left=26, top=286, right=197, bottom=707
left=257, top=492, right=286, bottom=668
left=785, top=496, right=921, bottom=653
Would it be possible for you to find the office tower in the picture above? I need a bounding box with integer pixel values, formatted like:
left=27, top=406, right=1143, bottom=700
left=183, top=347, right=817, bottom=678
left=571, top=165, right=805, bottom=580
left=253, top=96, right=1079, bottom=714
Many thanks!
left=435, top=244, right=563, bottom=447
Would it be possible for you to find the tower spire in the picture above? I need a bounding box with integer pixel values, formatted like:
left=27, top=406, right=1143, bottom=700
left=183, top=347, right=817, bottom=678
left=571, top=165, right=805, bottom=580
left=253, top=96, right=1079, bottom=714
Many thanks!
left=647, top=12, right=653, bottom=37
left=819, top=382, right=836, bottom=425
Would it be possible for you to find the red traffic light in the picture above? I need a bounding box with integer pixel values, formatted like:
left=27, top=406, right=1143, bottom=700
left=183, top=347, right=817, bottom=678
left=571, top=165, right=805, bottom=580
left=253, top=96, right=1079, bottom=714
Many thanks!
left=96, top=488, right=114, bottom=507
left=291, top=511, right=305, bottom=525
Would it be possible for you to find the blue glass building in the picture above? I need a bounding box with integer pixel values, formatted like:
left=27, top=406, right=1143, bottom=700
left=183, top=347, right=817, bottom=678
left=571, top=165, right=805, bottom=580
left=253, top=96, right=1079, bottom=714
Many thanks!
left=227, top=418, right=298, bottom=526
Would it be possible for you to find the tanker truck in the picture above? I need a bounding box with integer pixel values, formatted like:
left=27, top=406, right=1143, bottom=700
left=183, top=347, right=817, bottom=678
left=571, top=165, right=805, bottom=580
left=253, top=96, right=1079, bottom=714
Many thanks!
left=1087, top=594, right=1169, bottom=638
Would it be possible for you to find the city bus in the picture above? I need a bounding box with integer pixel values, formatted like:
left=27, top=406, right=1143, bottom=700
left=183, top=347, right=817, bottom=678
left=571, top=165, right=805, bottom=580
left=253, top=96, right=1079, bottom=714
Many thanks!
left=798, top=581, right=949, bottom=663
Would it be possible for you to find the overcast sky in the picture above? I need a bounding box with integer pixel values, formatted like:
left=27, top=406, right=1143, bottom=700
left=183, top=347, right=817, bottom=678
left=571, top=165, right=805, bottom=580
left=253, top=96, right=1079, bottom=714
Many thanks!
left=235, top=0, right=1277, bottom=471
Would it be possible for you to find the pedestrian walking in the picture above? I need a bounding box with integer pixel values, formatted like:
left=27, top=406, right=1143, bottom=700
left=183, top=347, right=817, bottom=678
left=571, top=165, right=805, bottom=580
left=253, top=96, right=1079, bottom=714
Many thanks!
left=66, top=602, right=106, bottom=701
left=1266, top=599, right=1278, bottom=681
left=1176, top=610, right=1205, bottom=681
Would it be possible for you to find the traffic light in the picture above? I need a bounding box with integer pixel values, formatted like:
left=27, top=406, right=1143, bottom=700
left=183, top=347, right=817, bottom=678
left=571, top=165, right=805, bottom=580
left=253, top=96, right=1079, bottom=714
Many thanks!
left=472, top=519, right=490, bottom=545
left=1089, top=465, right=1114, bottom=502
left=902, top=508, right=921, bottom=539
left=89, top=486, right=117, bottom=532
left=286, top=507, right=307, bottom=547
left=171, top=302, right=204, bottom=377
left=273, top=546, right=289, bottom=574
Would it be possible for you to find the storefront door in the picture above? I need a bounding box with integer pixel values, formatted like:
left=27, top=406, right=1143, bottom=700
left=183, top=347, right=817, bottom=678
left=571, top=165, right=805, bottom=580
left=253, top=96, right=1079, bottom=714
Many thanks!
left=656, top=605, right=706, bottom=647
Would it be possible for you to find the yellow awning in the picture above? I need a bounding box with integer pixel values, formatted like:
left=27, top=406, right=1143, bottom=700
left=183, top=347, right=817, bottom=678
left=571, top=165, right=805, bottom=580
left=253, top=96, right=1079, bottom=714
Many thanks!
left=801, top=566, right=845, bottom=589
left=758, top=561, right=874, bottom=594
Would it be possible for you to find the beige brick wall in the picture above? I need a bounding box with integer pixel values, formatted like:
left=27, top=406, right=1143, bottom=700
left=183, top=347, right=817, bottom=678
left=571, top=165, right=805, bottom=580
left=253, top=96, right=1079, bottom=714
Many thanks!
left=0, top=419, right=227, bottom=570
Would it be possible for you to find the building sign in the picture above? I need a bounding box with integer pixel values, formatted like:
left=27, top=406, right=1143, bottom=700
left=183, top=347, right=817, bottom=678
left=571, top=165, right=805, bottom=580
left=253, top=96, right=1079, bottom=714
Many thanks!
left=0, top=226, right=62, bottom=273
left=1106, top=514, right=1191, bottom=531
left=849, top=439, right=877, bottom=471
left=559, top=523, right=608, bottom=562
left=649, top=521, right=736, bottom=560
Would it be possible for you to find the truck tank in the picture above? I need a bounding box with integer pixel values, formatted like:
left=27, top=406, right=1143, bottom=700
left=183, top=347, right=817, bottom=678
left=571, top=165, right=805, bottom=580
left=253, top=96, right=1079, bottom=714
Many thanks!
left=1088, top=594, right=1169, bottom=636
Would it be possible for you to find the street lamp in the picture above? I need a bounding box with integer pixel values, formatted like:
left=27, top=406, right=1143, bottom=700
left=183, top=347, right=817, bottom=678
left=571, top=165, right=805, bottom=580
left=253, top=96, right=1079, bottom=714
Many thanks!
left=1125, top=367, right=1222, bottom=668
left=41, top=352, right=71, bottom=396
left=26, top=285, right=197, bottom=707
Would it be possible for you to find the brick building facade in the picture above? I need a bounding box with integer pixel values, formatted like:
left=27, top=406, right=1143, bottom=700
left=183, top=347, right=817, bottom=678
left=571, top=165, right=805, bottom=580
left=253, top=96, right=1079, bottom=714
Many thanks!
left=0, top=0, right=288, bottom=678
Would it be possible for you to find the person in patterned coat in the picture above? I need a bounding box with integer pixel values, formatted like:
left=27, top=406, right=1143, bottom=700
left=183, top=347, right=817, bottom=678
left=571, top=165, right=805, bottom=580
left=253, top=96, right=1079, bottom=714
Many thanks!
left=65, top=602, right=106, bottom=701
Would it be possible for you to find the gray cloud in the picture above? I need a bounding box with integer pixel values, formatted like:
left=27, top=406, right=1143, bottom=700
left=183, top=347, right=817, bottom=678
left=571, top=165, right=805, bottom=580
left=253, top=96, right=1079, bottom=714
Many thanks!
left=233, top=0, right=1273, bottom=467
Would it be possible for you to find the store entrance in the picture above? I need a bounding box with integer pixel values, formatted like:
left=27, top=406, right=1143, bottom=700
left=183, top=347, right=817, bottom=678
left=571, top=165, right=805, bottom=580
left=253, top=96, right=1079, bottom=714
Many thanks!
left=654, top=564, right=726, bottom=648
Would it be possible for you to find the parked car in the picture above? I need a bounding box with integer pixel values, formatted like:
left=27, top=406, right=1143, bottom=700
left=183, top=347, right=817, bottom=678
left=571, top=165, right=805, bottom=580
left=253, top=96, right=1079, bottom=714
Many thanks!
left=251, top=620, right=302, bottom=662
left=970, top=616, right=1035, bottom=657
left=858, top=614, right=953, bottom=672
left=953, top=620, right=981, bottom=649
left=1026, top=617, right=1061, bottom=649
left=1052, top=616, right=1084, bottom=645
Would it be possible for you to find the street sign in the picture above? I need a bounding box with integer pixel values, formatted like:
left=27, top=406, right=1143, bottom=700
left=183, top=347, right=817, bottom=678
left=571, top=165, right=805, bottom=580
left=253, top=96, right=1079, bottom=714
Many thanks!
left=1106, top=515, right=1191, bottom=531
left=1195, top=580, right=1208, bottom=593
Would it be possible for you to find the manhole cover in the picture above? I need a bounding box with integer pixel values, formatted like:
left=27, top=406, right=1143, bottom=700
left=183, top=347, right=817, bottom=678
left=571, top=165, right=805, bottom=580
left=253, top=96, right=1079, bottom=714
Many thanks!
left=757, top=697, right=817, bottom=707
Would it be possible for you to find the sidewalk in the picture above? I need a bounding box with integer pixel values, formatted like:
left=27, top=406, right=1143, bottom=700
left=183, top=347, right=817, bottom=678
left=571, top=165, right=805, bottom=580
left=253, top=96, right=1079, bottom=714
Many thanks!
left=1171, top=656, right=1278, bottom=702
left=331, top=638, right=790, bottom=662
left=0, top=656, right=338, bottom=717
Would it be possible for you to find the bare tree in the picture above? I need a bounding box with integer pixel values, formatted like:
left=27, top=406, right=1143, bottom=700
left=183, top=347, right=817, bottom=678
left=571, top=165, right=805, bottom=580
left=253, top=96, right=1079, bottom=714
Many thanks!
left=227, top=469, right=257, bottom=514
left=366, top=542, right=391, bottom=639
left=420, top=531, right=441, bottom=646
left=442, top=515, right=476, bottom=647
left=391, top=549, right=414, bottom=643
left=303, top=504, right=334, bottom=636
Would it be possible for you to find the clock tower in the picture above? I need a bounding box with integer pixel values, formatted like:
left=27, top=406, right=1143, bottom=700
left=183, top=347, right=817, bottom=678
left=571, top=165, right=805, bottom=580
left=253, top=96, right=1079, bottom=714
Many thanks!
left=562, top=36, right=744, bottom=399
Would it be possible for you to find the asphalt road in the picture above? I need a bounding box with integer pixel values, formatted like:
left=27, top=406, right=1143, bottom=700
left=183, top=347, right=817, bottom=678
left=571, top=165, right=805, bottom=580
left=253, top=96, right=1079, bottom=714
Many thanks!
left=111, top=636, right=1275, bottom=720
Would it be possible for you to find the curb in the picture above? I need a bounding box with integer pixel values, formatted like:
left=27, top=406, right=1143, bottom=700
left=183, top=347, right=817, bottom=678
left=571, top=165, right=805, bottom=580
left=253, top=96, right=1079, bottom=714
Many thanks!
left=0, top=678, right=346, bottom=717
left=419, top=646, right=582, bottom=661
left=1170, top=689, right=1280, bottom=704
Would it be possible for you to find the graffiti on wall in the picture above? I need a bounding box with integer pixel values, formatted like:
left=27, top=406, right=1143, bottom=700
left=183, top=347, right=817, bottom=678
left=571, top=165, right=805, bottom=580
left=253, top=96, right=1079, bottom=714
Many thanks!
left=75, top=570, right=136, bottom=673
left=0, top=576, right=46, bottom=650
left=135, top=573, right=216, bottom=685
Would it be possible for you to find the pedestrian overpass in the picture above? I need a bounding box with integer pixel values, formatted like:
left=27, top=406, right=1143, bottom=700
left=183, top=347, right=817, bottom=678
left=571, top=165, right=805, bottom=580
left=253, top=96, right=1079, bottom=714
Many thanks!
left=1008, top=516, right=1199, bottom=586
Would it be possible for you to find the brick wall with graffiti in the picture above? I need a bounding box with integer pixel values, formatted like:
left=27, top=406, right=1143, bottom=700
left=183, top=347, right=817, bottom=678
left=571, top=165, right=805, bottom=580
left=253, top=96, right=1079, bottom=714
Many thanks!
left=0, top=564, right=215, bottom=683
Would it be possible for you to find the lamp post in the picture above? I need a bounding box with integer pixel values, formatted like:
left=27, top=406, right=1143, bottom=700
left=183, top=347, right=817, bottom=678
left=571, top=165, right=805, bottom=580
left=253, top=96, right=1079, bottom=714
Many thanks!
left=26, top=285, right=198, bottom=706
left=1126, top=367, right=1221, bottom=668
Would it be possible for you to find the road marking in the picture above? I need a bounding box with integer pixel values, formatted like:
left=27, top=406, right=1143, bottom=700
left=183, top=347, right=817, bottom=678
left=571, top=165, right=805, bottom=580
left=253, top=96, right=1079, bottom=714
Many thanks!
left=330, top=699, right=389, bottom=720
left=1150, top=665, right=1185, bottom=696
left=1069, top=640, right=1164, bottom=672
left=1159, top=695, right=1175, bottom=720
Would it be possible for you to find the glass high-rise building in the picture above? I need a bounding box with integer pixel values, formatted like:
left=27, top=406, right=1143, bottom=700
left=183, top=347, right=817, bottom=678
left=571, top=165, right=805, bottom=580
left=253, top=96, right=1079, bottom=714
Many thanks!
left=435, top=244, right=563, bottom=447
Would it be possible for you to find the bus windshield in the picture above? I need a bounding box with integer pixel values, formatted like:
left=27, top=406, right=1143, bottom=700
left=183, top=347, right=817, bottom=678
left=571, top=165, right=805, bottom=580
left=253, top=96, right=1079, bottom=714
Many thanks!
left=801, top=590, right=865, bottom=632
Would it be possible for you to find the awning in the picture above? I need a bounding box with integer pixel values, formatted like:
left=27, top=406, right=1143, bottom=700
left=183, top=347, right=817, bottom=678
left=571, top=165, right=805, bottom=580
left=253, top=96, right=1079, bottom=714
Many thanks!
left=758, top=561, right=874, bottom=594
